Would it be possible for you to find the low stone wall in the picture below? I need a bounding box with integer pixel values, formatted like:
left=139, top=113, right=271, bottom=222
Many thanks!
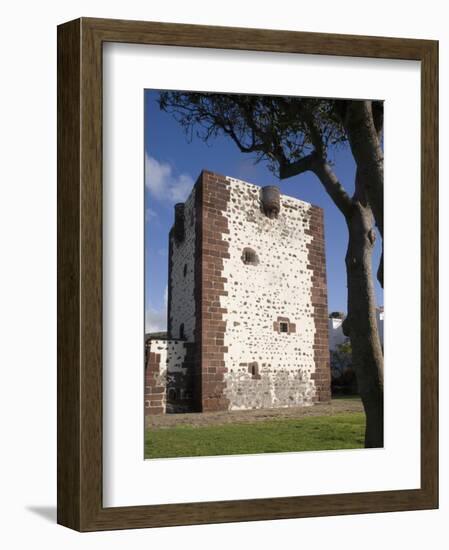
left=145, top=339, right=195, bottom=415
left=144, top=340, right=169, bottom=415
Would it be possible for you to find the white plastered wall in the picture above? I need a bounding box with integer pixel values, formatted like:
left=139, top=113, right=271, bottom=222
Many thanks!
left=222, top=177, right=317, bottom=409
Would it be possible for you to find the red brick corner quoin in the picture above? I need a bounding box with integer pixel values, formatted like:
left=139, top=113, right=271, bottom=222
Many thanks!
left=195, top=171, right=231, bottom=412
left=306, top=205, right=331, bottom=402
left=144, top=350, right=165, bottom=414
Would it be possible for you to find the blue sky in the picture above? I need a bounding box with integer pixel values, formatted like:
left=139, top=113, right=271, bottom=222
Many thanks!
left=144, top=90, right=383, bottom=333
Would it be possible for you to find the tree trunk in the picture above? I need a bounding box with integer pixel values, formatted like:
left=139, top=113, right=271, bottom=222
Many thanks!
left=311, top=159, right=384, bottom=448
left=343, top=101, right=384, bottom=288
left=343, top=200, right=384, bottom=448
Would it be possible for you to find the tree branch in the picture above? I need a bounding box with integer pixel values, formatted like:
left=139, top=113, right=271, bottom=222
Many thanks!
left=280, top=154, right=353, bottom=217
left=303, top=113, right=325, bottom=157
left=312, top=161, right=354, bottom=217
left=278, top=153, right=316, bottom=179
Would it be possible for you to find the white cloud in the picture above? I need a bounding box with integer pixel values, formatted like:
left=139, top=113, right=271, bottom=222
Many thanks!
left=145, top=286, right=168, bottom=333
left=145, top=306, right=167, bottom=333
left=145, top=154, right=193, bottom=203
left=145, top=208, right=157, bottom=223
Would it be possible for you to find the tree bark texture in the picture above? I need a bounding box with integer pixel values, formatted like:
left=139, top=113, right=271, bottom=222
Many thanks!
left=343, top=101, right=384, bottom=288
left=308, top=161, right=384, bottom=447
left=343, top=199, right=384, bottom=448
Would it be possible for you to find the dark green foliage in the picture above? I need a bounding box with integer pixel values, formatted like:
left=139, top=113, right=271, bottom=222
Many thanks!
left=158, top=91, right=347, bottom=176
left=331, top=341, right=358, bottom=395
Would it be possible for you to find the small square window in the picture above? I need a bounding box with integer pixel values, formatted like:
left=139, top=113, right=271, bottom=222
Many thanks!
left=242, top=247, right=259, bottom=265
left=248, top=362, right=260, bottom=379
left=279, top=322, right=289, bottom=333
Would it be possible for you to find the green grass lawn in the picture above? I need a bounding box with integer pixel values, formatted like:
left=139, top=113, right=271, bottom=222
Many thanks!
left=145, top=412, right=365, bottom=459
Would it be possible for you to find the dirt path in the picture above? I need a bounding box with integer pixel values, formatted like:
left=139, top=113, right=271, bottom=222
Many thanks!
left=146, top=398, right=363, bottom=429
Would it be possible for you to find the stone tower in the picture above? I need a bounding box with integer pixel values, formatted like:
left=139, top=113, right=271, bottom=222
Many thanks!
left=145, top=170, right=331, bottom=415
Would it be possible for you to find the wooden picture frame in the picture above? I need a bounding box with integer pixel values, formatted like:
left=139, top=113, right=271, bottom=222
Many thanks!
left=57, top=17, right=438, bottom=531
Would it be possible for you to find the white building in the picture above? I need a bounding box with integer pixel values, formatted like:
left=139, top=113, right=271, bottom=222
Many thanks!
left=328, top=307, right=384, bottom=351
